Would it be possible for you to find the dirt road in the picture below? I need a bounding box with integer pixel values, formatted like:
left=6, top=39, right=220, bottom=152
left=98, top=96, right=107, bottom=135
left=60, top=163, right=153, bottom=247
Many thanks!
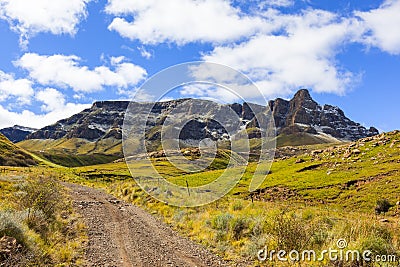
left=65, top=183, right=229, bottom=267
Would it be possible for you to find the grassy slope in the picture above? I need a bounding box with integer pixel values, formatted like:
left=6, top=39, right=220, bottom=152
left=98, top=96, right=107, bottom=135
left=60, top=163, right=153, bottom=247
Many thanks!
left=0, top=134, right=37, bottom=167
left=18, top=138, right=121, bottom=167
left=276, top=132, right=336, bottom=146
left=18, top=130, right=344, bottom=167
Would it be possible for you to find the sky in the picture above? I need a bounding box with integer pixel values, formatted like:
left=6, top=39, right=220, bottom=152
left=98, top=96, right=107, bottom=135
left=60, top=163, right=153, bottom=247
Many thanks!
left=0, top=0, right=399, bottom=132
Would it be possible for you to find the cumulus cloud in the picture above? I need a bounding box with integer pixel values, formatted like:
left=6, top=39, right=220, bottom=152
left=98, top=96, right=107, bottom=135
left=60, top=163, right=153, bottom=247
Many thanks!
left=35, top=88, right=66, bottom=112
left=0, top=102, right=91, bottom=129
left=105, top=0, right=267, bottom=44
left=0, top=71, right=91, bottom=129
left=0, top=0, right=91, bottom=47
left=202, top=9, right=364, bottom=99
left=0, top=70, right=33, bottom=104
left=14, top=53, right=147, bottom=93
left=355, top=0, right=400, bottom=55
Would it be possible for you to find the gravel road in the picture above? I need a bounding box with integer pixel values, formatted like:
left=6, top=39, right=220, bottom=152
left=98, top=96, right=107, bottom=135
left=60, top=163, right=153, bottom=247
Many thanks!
left=65, top=183, right=230, bottom=267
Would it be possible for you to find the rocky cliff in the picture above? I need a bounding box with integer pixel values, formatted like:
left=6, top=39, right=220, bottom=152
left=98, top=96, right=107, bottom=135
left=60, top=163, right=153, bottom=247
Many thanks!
left=0, top=125, right=37, bottom=143
left=24, top=89, right=378, bottom=144
left=268, top=89, right=379, bottom=140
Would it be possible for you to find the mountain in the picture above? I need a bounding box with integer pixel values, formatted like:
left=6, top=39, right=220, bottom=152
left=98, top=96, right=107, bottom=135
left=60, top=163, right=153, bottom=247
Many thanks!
left=0, top=133, right=37, bottom=166
left=0, top=125, right=37, bottom=143
left=269, top=89, right=379, bottom=141
left=25, top=89, right=378, bottom=143
left=18, top=89, right=378, bottom=166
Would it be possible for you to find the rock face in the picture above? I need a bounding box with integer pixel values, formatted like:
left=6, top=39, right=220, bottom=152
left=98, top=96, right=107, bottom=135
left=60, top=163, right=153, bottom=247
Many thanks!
left=0, top=125, right=37, bottom=143
left=269, top=89, right=379, bottom=140
left=25, top=89, right=378, bottom=143
left=27, top=101, right=129, bottom=141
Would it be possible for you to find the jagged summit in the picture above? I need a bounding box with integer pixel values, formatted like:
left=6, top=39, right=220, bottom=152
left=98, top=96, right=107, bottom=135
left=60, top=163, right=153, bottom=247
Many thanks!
left=268, top=89, right=378, bottom=140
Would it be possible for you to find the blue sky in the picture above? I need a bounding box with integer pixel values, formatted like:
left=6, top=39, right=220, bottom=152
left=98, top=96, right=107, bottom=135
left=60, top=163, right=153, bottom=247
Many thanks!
left=0, top=0, right=399, bottom=132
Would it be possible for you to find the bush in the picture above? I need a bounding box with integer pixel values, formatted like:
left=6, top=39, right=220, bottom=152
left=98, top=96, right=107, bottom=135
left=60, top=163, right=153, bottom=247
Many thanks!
left=375, top=199, right=393, bottom=214
left=362, top=237, right=396, bottom=257
left=273, top=211, right=314, bottom=251
left=211, top=213, right=233, bottom=232
left=230, top=217, right=249, bottom=240
left=231, top=201, right=243, bottom=211
left=18, top=176, right=61, bottom=223
left=0, top=211, right=26, bottom=246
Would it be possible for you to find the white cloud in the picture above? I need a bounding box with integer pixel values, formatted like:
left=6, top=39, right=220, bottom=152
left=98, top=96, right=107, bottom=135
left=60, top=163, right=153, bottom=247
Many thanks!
left=35, top=88, right=66, bottom=112
left=202, top=9, right=363, bottom=98
left=258, top=0, right=293, bottom=8
left=138, top=46, right=153, bottom=59
left=0, top=0, right=91, bottom=47
left=180, top=83, right=239, bottom=103
left=0, top=70, right=34, bottom=104
left=105, top=0, right=267, bottom=44
left=15, top=53, right=147, bottom=93
left=355, top=0, right=400, bottom=55
left=0, top=102, right=91, bottom=129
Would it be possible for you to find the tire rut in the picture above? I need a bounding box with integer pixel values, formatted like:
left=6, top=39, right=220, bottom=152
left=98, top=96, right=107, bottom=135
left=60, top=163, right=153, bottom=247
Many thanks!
left=65, top=183, right=230, bottom=267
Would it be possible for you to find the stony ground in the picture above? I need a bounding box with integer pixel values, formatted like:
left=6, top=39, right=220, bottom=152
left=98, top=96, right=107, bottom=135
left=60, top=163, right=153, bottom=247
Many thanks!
left=65, top=183, right=230, bottom=267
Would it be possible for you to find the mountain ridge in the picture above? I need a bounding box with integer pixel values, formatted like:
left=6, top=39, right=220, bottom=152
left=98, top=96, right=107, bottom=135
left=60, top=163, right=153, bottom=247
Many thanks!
left=0, top=125, right=37, bottom=143
left=21, top=89, right=378, bottom=144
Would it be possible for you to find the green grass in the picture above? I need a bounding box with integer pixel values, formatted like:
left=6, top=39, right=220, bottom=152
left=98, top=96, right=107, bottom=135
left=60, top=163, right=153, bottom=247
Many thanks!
left=18, top=138, right=122, bottom=155
left=276, top=132, right=335, bottom=147
left=38, top=152, right=120, bottom=167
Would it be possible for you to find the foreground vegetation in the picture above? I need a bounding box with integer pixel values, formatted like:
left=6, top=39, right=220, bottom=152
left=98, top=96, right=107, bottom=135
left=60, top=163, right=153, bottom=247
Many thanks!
left=0, top=168, right=86, bottom=266
left=1, top=131, right=399, bottom=266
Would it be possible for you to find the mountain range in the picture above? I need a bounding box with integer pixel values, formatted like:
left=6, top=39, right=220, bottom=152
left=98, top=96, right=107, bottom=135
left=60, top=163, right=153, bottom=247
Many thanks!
left=5, top=89, right=379, bottom=166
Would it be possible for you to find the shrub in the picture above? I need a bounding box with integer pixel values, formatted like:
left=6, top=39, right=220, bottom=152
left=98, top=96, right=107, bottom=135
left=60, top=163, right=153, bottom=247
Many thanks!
left=250, top=217, right=266, bottom=237
left=375, top=199, right=393, bottom=214
left=18, top=176, right=61, bottom=223
left=230, top=217, right=249, bottom=240
left=273, top=211, right=314, bottom=251
left=231, top=201, right=243, bottom=211
left=0, top=211, right=26, bottom=245
left=362, top=237, right=396, bottom=257
left=211, top=213, right=233, bottom=232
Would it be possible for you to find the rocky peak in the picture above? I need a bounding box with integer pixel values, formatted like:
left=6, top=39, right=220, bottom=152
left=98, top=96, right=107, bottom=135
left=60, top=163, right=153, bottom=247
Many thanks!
left=269, top=89, right=379, bottom=140
left=291, top=89, right=318, bottom=109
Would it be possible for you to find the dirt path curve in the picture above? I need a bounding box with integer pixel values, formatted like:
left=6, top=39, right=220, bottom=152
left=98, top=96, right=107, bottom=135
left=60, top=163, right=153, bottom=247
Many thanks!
left=65, top=183, right=230, bottom=267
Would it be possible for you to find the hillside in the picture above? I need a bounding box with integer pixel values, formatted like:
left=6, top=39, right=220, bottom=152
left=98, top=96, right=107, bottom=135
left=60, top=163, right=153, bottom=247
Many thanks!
left=0, top=134, right=37, bottom=166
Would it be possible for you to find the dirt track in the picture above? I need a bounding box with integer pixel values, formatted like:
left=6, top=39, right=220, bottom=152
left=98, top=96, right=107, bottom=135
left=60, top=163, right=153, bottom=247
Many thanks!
left=65, top=183, right=230, bottom=267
